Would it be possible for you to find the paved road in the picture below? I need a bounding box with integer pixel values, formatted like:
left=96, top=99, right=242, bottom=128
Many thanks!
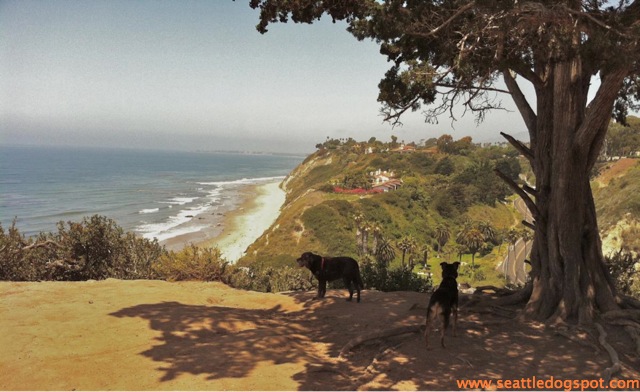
left=500, top=198, right=532, bottom=285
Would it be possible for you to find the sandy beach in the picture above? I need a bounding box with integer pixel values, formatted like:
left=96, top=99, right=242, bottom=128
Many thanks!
left=161, top=180, right=285, bottom=262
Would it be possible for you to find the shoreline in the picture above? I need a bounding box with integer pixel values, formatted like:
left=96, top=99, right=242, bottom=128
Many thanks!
left=160, top=180, right=286, bottom=262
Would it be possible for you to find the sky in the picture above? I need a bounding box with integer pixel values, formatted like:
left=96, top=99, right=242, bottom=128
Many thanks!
left=0, top=0, right=533, bottom=154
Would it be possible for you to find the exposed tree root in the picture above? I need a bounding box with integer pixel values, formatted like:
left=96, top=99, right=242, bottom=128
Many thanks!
left=364, top=343, right=403, bottom=374
left=618, top=295, right=640, bottom=310
left=603, top=309, right=640, bottom=321
left=605, top=318, right=640, bottom=330
left=474, top=285, right=515, bottom=296
left=595, top=323, right=621, bottom=382
left=623, top=326, right=640, bottom=356
left=489, top=284, right=532, bottom=307
left=553, top=327, right=600, bottom=354
left=451, top=353, right=473, bottom=368
left=338, top=325, right=422, bottom=358
left=469, top=305, right=517, bottom=319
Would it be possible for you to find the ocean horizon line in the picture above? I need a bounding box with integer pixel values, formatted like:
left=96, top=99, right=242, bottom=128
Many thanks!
left=0, top=141, right=312, bottom=158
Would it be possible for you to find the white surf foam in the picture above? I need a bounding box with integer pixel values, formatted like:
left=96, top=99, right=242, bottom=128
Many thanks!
left=139, top=208, right=159, bottom=214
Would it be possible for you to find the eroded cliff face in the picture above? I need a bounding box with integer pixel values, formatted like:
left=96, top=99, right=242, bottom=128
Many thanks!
left=241, top=151, right=339, bottom=265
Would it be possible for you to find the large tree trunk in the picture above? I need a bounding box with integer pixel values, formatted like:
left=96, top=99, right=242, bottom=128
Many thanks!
left=504, top=56, right=630, bottom=324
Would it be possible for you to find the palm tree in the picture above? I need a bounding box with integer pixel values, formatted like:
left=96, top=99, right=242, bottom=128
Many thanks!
left=418, top=244, right=430, bottom=269
left=396, top=235, right=418, bottom=268
left=361, top=222, right=372, bottom=256
left=375, top=236, right=396, bottom=267
left=477, top=221, right=496, bottom=244
left=353, top=213, right=364, bottom=254
left=457, top=227, right=485, bottom=274
left=434, top=224, right=450, bottom=258
left=371, top=224, right=383, bottom=256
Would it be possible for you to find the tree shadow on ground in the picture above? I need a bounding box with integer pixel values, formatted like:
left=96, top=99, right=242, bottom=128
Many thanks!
left=108, top=289, right=423, bottom=390
left=109, top=290, right=640, bottom=391
left=110, top=301, right=320, bottom=383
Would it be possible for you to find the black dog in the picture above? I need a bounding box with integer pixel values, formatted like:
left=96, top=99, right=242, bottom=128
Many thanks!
left=296, top=252, right=363, bottom=302
left=424, top=261, right=460, bottom=348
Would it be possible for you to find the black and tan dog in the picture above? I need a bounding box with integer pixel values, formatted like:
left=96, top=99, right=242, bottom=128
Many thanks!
left=424, top=261, right=460, bottom=348
left=296, top=252, right=363, bottom=302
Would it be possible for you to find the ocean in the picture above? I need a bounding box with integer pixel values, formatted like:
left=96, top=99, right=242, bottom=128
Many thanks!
left=0, top=144, right=303, bottom=241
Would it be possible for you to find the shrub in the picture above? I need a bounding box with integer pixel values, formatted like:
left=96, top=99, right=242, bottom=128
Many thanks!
left=360, top=257, right=432, bottom=293
left=606, top=249, right=640, bottom=297
left=224, top=264, right=314, bottom=293
left=154, top=245, right=229, bottom=281
left=0, top=215, right=164, bottom=281
left=0, top=220, right=50, bottom=281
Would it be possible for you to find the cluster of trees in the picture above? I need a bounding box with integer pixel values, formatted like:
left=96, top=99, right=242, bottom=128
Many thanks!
left=604, top=116, right=640, bottom=159
left=436, top=135, right=475, bottom=156
left=351, top=213, right=432, bottom=292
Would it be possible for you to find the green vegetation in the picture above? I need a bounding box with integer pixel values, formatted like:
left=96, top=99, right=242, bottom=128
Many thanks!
left=0, top=135, right=526, bottom=292
left=0, top=215, right=162, bottom=281
left=241, top=135, right=525, bottom=288
left=603, top=116, right=640, bottom=160
left=2, top=130, right=640, bottom=299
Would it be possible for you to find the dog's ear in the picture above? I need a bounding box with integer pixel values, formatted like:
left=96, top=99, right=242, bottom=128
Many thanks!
left=440, top=262, right=448, bottom=267
left=452, top=261, right=461, bottom=269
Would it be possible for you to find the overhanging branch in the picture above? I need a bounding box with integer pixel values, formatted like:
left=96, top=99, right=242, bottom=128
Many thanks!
left=494, top=168, right=540, bottom=221
left=522, top=220, right=536, bottom=231
left=502, top=71, right=537, bottom=137
left=500, top=132, right=534, bottom=162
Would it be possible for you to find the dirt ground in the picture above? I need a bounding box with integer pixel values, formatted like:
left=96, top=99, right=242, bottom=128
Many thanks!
left=1, top=280, right=639, bottom=391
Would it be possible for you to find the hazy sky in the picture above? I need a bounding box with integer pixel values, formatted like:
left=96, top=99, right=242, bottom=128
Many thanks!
left=1, top=0, right=533, bottom=153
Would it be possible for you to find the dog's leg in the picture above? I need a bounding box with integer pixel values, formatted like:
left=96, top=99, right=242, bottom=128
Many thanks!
left=424, top=304, right=436, bottom=349
left=441, top=310, right=450, bottom=348
left=424, top=315, right=430, bottom=349
left=355, top=281, right=361, bottom=303
left=317, top=280, right=327, bottom=299
left=343, top=277, right=354, bottom=301
left=452, top=304, right=458, bottom=337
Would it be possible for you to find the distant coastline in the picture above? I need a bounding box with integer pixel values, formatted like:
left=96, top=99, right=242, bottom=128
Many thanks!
left=0, top=145, right=302, bottom=244
left=193, top=149, right=309, bottom=158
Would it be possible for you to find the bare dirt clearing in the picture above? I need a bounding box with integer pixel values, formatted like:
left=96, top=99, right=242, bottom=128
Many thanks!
left=1, top=280, right=638, bottom=390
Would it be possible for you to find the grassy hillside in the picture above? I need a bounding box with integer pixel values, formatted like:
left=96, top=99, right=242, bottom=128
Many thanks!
left=593, top=158, right=640, bottom=254
left=239, top=138, right=525, bottom=287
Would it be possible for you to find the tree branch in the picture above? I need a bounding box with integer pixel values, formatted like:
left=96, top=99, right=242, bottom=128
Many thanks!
left=576, top=66, right=630, bottom=149
left=561, top=5, right=632, bottom=39
left=21, top=240, right=62, bottom=251
left=407, top=2, right=475, bottom=39
left=500, top=132, right=534, bottom=161
left=494, top=168, right=540, bottom=221
left=523, top=184, right=538, bottom=197
left=502, top=71, right=537, bottom=137
left=522, top=220, right=536, bottom=231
